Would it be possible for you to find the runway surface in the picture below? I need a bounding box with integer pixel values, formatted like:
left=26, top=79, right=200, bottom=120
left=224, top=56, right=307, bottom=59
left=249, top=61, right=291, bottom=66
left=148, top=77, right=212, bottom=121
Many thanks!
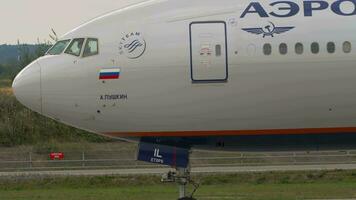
left=1, top=163, right=356, bottom=178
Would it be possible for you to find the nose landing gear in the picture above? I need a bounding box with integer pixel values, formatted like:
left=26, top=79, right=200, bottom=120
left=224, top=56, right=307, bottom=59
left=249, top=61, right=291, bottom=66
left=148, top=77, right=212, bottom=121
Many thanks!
left=137, top=142, right=198, bottom=199
left=161, top=167, right=199, bottom=200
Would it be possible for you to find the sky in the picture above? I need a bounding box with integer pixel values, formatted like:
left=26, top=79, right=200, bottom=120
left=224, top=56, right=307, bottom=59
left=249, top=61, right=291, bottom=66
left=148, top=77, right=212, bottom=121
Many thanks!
left=0, top=0, right=144, bottom=44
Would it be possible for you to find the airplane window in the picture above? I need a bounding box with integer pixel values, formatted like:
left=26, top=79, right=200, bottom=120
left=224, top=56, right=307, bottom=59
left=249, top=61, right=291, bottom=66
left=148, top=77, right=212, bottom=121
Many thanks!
left=46, top=40, right=71, bottom=55
left=215, top=44, right=221, bottom=57
left=83, top=38, right=99, bottom=57
left=295, top=43, right=303, bottom=55
left=263, top=43, right=272, bottom=55
left=279, top=43, right=288, bottom=55
left=327, top=42, right=335, bottom=54
left=311, top=42, right=319, bottom=54
left=343, top=41, right=352, bottom=53
left=65, top=38, right=85, bottom=57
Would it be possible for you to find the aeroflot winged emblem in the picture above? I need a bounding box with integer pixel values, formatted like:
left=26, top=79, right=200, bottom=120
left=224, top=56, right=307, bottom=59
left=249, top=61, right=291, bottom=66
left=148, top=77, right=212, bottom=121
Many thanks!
left=242, top=22, right=294, bottom=38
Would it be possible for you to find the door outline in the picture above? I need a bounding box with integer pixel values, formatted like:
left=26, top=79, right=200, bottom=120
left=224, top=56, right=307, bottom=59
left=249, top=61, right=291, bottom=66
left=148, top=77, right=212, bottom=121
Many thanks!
left=189, top=21, right=229, bottom=83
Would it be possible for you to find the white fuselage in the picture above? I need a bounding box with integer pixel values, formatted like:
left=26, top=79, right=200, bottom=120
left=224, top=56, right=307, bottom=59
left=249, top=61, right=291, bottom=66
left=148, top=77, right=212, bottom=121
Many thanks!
left=12, top=0, right=356, bottom=148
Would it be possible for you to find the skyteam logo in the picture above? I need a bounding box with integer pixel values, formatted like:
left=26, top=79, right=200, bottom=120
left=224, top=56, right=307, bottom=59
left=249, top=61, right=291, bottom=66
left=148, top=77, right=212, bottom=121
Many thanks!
left=119, top=32, right=146, bottom=59
left=242, top=22, right=294, bottom=38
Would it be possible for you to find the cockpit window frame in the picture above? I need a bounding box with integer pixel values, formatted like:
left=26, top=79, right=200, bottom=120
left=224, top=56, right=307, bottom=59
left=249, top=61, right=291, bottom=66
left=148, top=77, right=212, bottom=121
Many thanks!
left=45, top=37, right=99, bottom=57
left=64, top=38, right=86, bottom=57
left=82, top=38, right=99, bottom=58
left=46, top=39, right=71, bottom=55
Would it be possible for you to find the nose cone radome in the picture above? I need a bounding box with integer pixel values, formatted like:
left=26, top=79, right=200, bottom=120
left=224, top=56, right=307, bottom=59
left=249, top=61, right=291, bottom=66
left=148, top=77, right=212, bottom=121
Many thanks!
left=12, top=61, right=42, bottom=114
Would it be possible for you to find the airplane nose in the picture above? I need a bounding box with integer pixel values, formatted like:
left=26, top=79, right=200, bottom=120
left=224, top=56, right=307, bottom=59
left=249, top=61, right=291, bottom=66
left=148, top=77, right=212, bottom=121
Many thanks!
left=12, top=61, right=42, bottom=114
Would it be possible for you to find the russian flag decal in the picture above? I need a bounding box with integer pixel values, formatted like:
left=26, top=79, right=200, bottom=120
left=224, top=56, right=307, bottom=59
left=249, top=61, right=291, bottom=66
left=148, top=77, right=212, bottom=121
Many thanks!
left=99, top=68, right=120, bottom=80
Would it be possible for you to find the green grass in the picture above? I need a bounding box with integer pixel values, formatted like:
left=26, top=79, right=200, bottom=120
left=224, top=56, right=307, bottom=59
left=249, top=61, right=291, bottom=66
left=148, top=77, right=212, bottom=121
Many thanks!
left=1, top=170, right=356, bottom=200
left=3, top=184, right=356, bottom=200
left=0, top=79, right=11, bottom=88
left=2, top=183, right=356, bottom=200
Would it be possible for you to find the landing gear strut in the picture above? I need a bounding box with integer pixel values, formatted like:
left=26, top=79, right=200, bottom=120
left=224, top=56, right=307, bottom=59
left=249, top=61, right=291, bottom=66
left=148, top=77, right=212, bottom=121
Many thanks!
left=161, top=167, right=199, bottom=200
left=137, top=142, right=196, bottom=199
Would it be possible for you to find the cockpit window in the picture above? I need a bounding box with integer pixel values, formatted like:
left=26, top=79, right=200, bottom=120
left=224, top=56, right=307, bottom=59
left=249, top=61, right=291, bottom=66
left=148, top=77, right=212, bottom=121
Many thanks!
left=65, top=38, right=85, bottom=56
left=83, top=38, right=99, bottom=57
left=46, top=40, right=71, bottom=55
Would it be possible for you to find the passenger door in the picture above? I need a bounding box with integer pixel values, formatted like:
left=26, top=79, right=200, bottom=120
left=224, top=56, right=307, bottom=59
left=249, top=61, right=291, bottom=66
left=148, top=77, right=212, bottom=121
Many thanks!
left=189, top=21, right=228, bottom=82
